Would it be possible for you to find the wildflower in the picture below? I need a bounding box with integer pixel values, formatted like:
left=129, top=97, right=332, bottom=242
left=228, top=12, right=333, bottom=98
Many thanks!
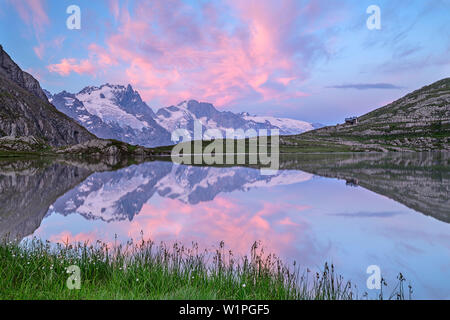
left=242, top=284, right=246, bottom=288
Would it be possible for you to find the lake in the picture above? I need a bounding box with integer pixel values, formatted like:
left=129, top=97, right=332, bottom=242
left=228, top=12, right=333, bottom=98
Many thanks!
left=0, top=152, right=449, bottom=299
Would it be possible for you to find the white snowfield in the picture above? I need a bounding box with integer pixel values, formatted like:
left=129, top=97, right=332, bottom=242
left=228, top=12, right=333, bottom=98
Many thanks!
left=76, top=85, right=149, bottom=130
left=243, top=115, right=314, bottom=134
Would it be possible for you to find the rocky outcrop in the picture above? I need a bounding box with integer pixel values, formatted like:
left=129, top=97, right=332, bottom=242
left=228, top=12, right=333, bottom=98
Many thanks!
left=0, top=135, right=48, bottom=152
left=56, top=138, right=170, bottom=157
left=0, top=45, right=96, bottom=147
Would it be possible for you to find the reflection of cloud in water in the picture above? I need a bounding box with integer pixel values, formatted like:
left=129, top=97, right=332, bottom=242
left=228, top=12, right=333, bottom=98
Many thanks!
left=124, top=197, right=313, bottom=256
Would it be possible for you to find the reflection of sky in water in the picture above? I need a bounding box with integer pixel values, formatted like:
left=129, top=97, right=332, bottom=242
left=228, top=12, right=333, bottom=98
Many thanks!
left=32, top=164, right=450, bottom=299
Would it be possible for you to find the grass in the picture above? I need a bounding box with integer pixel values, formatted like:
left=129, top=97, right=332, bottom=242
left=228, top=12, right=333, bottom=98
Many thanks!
left=0, top=237, right=411, bottom=300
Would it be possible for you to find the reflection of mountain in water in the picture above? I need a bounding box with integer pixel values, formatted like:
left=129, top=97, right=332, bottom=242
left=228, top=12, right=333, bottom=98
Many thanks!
left=0, top=160, right=92, bottom=240
left=279, top=152, right=450, bottom=223
left=51, top=162, right=312, bottom=222
left=1, top=152, right=448, bottom=240
left=0, top=157, right=153, bottom=240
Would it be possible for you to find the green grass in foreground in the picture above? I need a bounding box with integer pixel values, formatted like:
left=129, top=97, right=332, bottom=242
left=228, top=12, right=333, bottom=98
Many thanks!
left=0, top=238, right=411, bottom=300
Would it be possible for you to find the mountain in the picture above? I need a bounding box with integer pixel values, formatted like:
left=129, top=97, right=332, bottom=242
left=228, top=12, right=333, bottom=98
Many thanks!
left=0, top=45, right=95, bottom=147
left=241, top=114, right=314, bottom=135
left=49, top=85, right=315, bottom=147
left=155, top=100, right=314, bottom=138
left=280, top=78, right=450, bottom=152
left=48, top=84, right=172, bottom=147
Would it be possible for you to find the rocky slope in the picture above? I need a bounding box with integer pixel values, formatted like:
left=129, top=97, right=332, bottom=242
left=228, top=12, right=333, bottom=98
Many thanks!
left=281, top=78, right=450, bottom=152
left=0, top=45, right=96, bottom=147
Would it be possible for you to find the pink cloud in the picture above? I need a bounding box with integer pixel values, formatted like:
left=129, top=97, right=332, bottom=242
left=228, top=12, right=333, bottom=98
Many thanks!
left=8, top=0, right=49, bottom=34
left=33, top=43, right=45, bottom=60
left=89, top=43, right=118, bottom=67
left=32, top=37, right=65, bottom=60
left=47, top=58, right=97, bottom=76
left=48, top=0, right=339, bottom=108
left=108, top=0, right=120, bottom=21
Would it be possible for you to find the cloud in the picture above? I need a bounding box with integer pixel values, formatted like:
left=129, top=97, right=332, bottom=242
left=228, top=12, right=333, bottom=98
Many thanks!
left=8, top=0, right=49, bottom=34
left=33, top=43, right=45, bottom=60
left=33, top=36, right=65, bottom=60
left=48, top=0, right=343, bottom=108
left=47, top=58, right=96, bottom=76
left=327, top=83, right=404, bottom=90
left=108, top=0, right=120, bottom=21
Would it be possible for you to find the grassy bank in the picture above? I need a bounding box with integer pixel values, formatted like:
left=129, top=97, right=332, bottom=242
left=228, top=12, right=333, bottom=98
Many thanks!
left=0, top=238, right=410, bottom=300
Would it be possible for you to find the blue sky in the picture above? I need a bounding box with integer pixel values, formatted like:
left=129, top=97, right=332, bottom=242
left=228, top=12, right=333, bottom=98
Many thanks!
left=1, top=0, right=449, bottom=124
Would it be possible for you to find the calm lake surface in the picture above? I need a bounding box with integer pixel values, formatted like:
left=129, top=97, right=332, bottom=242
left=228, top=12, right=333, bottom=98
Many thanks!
left=1, top=152, right=449, bottom=299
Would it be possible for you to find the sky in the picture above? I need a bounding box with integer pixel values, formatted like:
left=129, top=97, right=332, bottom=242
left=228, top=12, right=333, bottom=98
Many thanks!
left=0, top=0, right=449, bottom=124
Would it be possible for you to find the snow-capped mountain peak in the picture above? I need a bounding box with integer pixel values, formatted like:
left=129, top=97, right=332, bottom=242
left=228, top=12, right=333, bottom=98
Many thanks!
left=49, top=84, right=171, bottom=147
left=155, top=99, right=314, bottom=138
left=48, top=84, right=316, bottom=147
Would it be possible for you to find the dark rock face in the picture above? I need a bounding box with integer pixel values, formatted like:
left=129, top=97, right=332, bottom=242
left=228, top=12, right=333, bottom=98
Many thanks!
left=0, top=45, right=48, bottom=102
left=0, top=46, right=96, bottom=147
left=118, top=84, right=157, bottom=119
